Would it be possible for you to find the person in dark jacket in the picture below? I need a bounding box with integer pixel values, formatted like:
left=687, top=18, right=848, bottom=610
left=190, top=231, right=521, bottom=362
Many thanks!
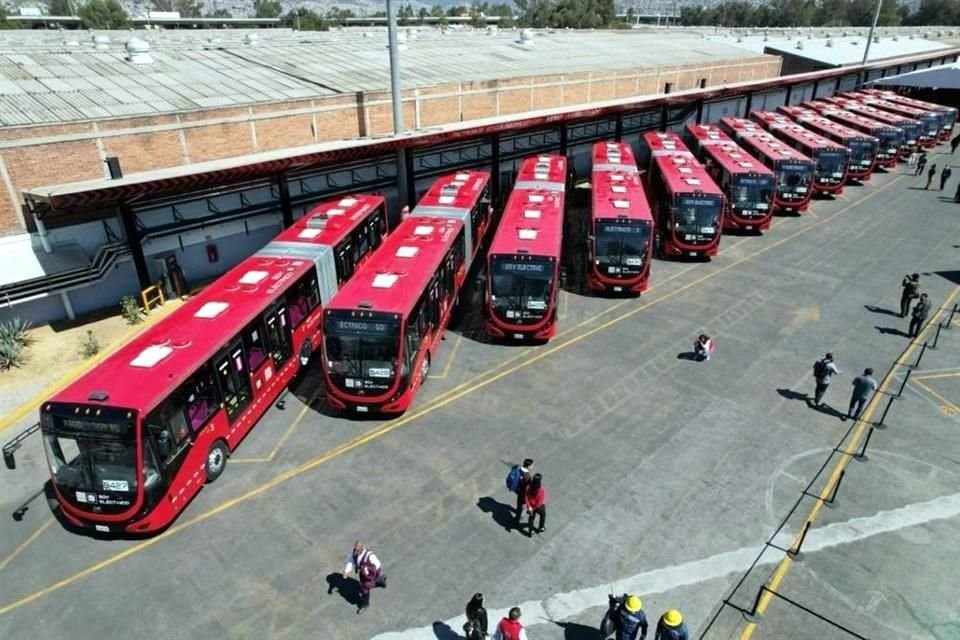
left=654, top=610, right=689, bottom=640
left=464, top=593, right=489, bottom=639
left=605, top=594, right=649, bottom=640
left=357, top=558, right=379, bottom=614
left=955, top=180, right=960, bottom=203
left=846, top=368, right=878, bottom=422
left=925, top=164, right=938, bottom=190
left=513, top=458, right=534, bottom=525
left=940, top=166, right=953, bottom=191
left=900, top=273, right=920, bottom=317
left=915, top=153, right=927, bottom=176
left=524, top=473, right=547, bottom=536
left=951, top=133, right=960, bottom=154
left=909, top=293, right=931, bottom=338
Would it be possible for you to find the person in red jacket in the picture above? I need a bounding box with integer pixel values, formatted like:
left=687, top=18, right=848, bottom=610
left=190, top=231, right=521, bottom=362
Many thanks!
left=493, top=606, right=529, bottom=640
left=524, top=473, right=547, bottom=536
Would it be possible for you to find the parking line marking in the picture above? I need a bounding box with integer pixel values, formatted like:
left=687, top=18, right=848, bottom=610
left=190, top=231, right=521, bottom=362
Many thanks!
left=0, top=175, right=905, bottom=619
left=0, top=519, right=53, bottom=573
left=911, top=378, right=960, bottom=414
left=913, top=371, right=960, bottom=381
left=429, top=334, right=463, bottom=380
left=739, top=285, right=960, bottom=640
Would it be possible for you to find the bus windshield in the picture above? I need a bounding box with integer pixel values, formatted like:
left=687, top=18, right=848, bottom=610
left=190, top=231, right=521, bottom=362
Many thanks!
left=877, top=130, right=903, bottom=155
left=595, top=220, right=651, bottom=276
left=776, top=163, right=813, bottom=197
left=490, top=256, right=555, bottom=323
left=43, top=413, right=139, bottom=514
left=324, top=313, right=401, bottom=392
left=850, top=140, right=877, bottom=168
left=673, top=195, right=722, bottom=239
left=731, top=175, right=774, bottom=217
left=920, top=114, right=941, bottom=137
left=815, top=150, right=848, bottom=177
left=901, top=122, right=920, bottom=145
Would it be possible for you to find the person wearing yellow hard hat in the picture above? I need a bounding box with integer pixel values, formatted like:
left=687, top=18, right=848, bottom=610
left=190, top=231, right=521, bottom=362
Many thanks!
left=601, top=593, right=648, bottom=640
left=654, top=609, right=689, bottom=640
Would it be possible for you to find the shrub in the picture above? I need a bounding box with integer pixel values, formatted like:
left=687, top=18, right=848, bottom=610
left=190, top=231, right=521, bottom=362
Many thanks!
left=80, top=330, right=101, bottom=358
left=0, top=317, right=32, bottom=371
left=121, top=295, right=144, bottom=325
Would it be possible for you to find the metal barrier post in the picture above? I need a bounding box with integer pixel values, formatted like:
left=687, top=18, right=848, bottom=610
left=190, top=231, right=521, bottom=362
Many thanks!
left=897, top=369, right=912, bottom=398
left=945, top=303, right=958, bottom=329
left=912, top=342, right=928, bottom=369
left=855, top=428, right=875, bottom=461
left=931, top=322, right=944, bottom=349
left=876, top=395, right=896, bottom=427
left=787, top=521, right=812, bottom=558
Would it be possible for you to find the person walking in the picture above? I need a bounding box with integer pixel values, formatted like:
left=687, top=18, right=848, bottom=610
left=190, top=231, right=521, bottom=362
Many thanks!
left=464, top=593, right=489, bottom=640
left=940, top=166, right=953, bottom=191
left=907, top=150, right=918, bottom=167
left=492, top=607, right=529, bottom=640
left=654, top=610, right=689, bottom=640
left=846, top=368, right=878, bottom=422
left=523, top=473, right=547, bottom=536
left=915, top=153, right=927, bottom=176
left=909, top=293, right=931, bottom=338
left=925, top=164, right=938, bottom=190
left=955, top=180, right=960, bottom=203
left=343, top=541, right=386, bottom=614
left=812, top=352, right=841, bottom=408
left=694, top=334, right=715, bottom=361
left=506, top=458, right=534, bottom=526
left=951, top=133, right=960, bottom=154
left=900, top=273, right=920, bottom=317
left=603, top=594, right=649, bottom=640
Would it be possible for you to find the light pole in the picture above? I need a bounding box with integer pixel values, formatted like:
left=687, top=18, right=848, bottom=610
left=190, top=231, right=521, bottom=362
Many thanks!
left=861, top=0, right=883, bottom=65
left=385, top=0, right=409, bottom=209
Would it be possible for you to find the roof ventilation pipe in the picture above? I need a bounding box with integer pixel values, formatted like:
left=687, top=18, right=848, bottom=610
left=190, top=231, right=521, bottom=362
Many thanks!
left=245, top=32, right=259, bottom=46
left=125, top=36, right=153, bottom=64
left=826, top=38, right=833, bottom=47
left=795, top=40, right=803, bottom=50
left=92, top=34, right=110, bottom=50
left=518, top=29, right=534, bottom=47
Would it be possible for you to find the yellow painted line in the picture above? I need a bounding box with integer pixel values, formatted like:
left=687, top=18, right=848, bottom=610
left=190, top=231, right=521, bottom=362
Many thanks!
left=233, top=384, right=323, bottom=463
left=739, top=285, right=960, bottom=640
left=0, top=176, right=903, bottom=618
left=0, top=301, right=184, bottom=437
left=429, top=334, right=463, bottom=380
left=913, top=371, right=960, bottom=381
left=0, top=519, right=53, bottom=573
left=911, top=378, right=960, bottom=414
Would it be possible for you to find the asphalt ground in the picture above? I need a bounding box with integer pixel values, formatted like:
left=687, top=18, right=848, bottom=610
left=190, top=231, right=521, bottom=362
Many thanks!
left=2, top=152, right=960, bottom=640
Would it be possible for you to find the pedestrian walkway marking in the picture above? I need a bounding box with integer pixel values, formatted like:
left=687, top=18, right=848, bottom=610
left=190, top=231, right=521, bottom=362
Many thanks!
left=0, top=174, right=907, bottom=619
left=370, top=491, right=960, bottom=640
left=739, top=284, right=960, bottom=640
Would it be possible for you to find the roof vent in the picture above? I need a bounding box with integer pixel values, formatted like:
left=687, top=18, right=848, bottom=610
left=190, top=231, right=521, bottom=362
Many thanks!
left=63, top=38, right=80, bottom=47
left=396, top=246, right=419, bottom=258
left=523, top=209, right=541, bottom=219
left=612, top=199, right=629, bottom=209
left=131, top=345, right=173, bottom=368
left=414, top=225, right=434, bottom=236
left=195, top=301, right=229, bottom=319
left=338, top=197, right=358, bottom=207
left=796, top=40, right=804, bottom=50
left=92, top=34, right=110, bottom=50
left=298, top=228, right=322, bottom=239
left=372, top=273, right=399, bottom=288
left=245, top=33, right=259, bottom=46
left=611, top=185, right=627, bottom=193
left=518, top=228, right=538, bottom=240
left=88, top=391, right=110, bottom=402
left=518, top=29, right=534, bottom=46
left=239, top=270, right=269, bottom=285
left=125, top=37, right=153, bottom=64
left=527, top=193, right=544, bottom=203
left=826, top=39, right=833, bottom=47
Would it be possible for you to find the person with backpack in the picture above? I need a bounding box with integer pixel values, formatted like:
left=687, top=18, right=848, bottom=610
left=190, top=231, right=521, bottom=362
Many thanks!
left=941, top=166, right=953, bottom=191
left=492, top=606, right=528, bottom=640
left=343, top=541, right=386, bottom=614
left=602, top=594, right=649, bottom=640
left=523, top=473, right=547, bottom=535
left=506, top=458, right=534, bottom=525
left=900, top=273, right=920, bottom=317
left=909, top=293, right=931, bottom=338
left=812, top=353, right=841, bottom=409
left=654, top=610, right=689, bottom=640
left=464, top=593, right=489, bottom=639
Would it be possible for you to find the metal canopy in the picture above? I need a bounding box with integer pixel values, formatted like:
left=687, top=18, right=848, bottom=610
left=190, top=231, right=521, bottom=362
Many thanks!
left=869, top=62, right=960, bottom=89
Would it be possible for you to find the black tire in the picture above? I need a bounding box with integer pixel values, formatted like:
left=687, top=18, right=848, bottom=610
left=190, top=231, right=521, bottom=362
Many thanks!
left=205, top=440, right=229, bottom=483
left=420, top=353, right=431, bottom=383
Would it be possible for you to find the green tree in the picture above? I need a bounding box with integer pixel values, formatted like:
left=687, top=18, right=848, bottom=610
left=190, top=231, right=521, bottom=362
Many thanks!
left=0, top=4, right=14, bottom=29
left=903, top=0, right=958, bottom=25
left=814, top=0, right=849, bottom=26
left=283, top=7, right=328, bottom=29
left=877, top=0, right=903, bottom=25
left=254, top=0, right=282, bottom=18
left=78, top=0, right=129, bottom=28
left=49, top=0, right=75, bottom=16
left=205, top=7, right=232, bottom=17
left=846, top=0, right=877, bottom=26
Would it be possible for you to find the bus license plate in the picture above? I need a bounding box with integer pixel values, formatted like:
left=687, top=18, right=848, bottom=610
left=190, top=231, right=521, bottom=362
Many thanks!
left=513, top=333, right=524, bottom=340
left=95, top=525, right=109, bottom=533
left=689, top=251, right=697, bottom=257
left=745, top=226, right=753, bottom=230
left=613, top=286, right=623, bottom=292
left=355, top=406, right=368, bottom=413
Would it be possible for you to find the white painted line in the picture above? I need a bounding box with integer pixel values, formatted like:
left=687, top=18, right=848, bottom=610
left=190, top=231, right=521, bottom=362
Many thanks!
left=372, top=492, right=960, bottom=640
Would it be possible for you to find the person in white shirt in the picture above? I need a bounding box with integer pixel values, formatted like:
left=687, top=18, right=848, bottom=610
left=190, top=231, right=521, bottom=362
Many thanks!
left=343, top=541, right=381, bottom=577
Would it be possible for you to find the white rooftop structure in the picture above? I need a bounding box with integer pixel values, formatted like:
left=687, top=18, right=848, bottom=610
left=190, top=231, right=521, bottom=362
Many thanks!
left=870, top=61, right=960, bottom=89
left=715, top=33, right=952, bottom=66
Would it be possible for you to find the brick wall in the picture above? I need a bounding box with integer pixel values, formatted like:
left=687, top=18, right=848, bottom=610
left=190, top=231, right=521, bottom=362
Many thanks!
left=0, top=55, right=781, bottom=235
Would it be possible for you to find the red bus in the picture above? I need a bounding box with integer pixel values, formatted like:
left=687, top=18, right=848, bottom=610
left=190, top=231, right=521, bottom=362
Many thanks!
left=641, top=131, right=725, bottom=259
left=777, top=105, right=879, bottom=181
left=586, top=142, right=654, bottom=293
left=685, top=123, right=775, bottom=232
left=844, top=93, right=942, bottom=148
left=804, top=100, right=904, bottom=168
left=33, top=195, right=389, bottom=534
left=818, top=96, right=921, bottom=157
left=485, top=154, right=567, bottom=338
left=719, top=117, right=815, bottom=213
left=859, top=89, right=956, bottom=141
left=322, top=216, right=467, bottom=414
left=749, top=110, right=851, bottom=195
left=412, top=170, right=492, bottom=265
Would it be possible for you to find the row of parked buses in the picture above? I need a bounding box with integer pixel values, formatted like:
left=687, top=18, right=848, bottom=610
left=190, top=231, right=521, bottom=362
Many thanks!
left=19, top=90, right=955, bottom=535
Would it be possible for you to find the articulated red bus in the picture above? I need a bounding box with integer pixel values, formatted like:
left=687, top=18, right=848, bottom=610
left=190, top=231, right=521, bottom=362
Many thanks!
left=859, top=89, right=956, bottom=141
left=719, top=117, right=815, bottom=213
left=844, top=93, right=942, bottom=148
left=750, top=111, right=851, bottom=195
left=35, top=195, right=389, bottom=534
left=412, top=170, right=492, bottom=265
left=819, top=96, right=921, bottom=157
left=804, top=100, right=904, bottom=168
left=586, top=142, right=654, bottom=293
left=641, top=131, right=725, bottom=259
left=685, top=123, right=775, bottom=232
left=777, top=105, right=879, bottom=181
left=485, top=154, right=567, bottom=339
left=322, top=216, right=468, bottom=414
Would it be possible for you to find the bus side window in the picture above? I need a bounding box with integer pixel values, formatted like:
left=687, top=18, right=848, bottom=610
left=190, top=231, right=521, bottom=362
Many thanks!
left=334, top=239, right=354, bottom=285
left=286, top=271, right=320, bottom=328
left=356, top=222, right=371, bottom=260
left=242, top=320, right=268, bottom=371
left=375, top=207, right=388, bottom=237
left=144, top=363, right=219, bottom=469
left=428, top=279, right=441, bottom=328
left=405, top=300, right=425, bottom=371
left=215, top=345, right=253, bottom=422
left=265, top=304, right=293, bottom=366
left=452, top=229, right=466, bottom=272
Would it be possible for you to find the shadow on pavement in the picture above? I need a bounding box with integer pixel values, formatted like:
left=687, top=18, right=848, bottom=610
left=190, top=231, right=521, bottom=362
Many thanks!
left=876, top=325, right=910, bottom=337
left=477, top=496, right=516, bottom=532
left=326, top=573, right=361, bottom=606
left=432, top=621, right=461, bottom=640
left=552, top=620, right=603, bottom=640
left=777, top=388, right=808, bottom=402
left=934, top=270, right=960, bottom=286
left=864, top=304, right=900, bottom=317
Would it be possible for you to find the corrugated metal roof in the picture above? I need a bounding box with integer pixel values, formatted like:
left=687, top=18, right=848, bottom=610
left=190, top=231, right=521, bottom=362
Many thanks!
left=714, top=33, right=952, bottom=66
left=0, top=27, right=772, bottom=127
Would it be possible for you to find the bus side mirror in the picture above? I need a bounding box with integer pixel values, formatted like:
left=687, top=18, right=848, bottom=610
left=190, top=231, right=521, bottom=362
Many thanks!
left=3, top=449, right=15, bottom=470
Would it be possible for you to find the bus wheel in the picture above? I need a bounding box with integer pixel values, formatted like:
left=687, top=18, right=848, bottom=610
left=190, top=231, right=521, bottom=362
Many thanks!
left=205, top=440, right=229, bottom=483
left=420, top=354, right=431, bottom=383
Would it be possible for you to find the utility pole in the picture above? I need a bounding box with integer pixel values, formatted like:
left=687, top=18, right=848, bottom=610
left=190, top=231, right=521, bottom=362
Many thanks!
left=385, top=0, right=410, bottom=210
left=862, top=0, right=883, bottom=65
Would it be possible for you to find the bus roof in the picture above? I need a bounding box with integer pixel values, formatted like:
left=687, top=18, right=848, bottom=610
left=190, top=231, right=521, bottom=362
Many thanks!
left=591, top=168, right=653, bottom=224
left=864, top=90, right=957, bottom=116
left=687, top=123, right=774, bottom=178
left=778, top=106, right=877, bottom=143
left=273, top=194, right=385, bottom=247
left=642, top=131, right=724, bottom=199
left=592, top=141, right=639, bottom=174
left=719, top=117, right=813, bottom=164
left=327, top=215, right=464, bottom=317
left=851, top=95, right=934, bottom=119
left=51, top=248, right=316, bottom=412
left=514, top=154, right=568, bottom=191
left=751, top=110, right=848, bottom=153
left=488, top=186, right=564, bottom=258
left=804, top=101, right=902, bottom=134
left=415, top=171, right=489, bottom=212
left=822, top=97, right=919, bottom=126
